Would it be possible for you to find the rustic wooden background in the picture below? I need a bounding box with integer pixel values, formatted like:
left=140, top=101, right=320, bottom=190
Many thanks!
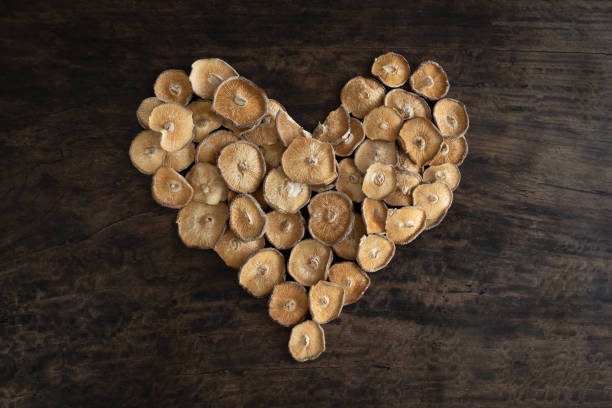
left=2, top=1, right=611, bottom=407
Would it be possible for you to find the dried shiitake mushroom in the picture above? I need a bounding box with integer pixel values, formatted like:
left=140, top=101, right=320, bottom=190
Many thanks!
left=241, top=99, right=285, bottom=146
left=189, top=58, right=238, bottom=100
left=384, top=89, right=431, bottom=120
left=289, top=320, right=325, bottom=362
left=281, top=137, right=337, bottom=185
left=151, top=167, right=194, bottom=208
left=430, top=135, right=468, bottom=166
left=313, top=105, right=350, bottom=145
left=288, top=239, right=333, bottom=287
left=229, top=194, right=267, bottom=242
left=163, top=142, right=195, bottom=172
left=186, top=162, right=228, bottom=205
left=309, top=280, right=344, bottom=324
left=265, top=210, right=306, bottom=250
left=410, top=61, right=450, bottom=101
left=149, top=103, right=194, bottom=152
left=336, top=158, right=365, bottom=202
left=276, top=110, right=311, bottom=147
left=371, top=52, right=411, bottom=88
left=217, top=141, right=266, bottom=193
left=214, top=228, right=264, bottom=269
left=196, top=129, right=240, bottom=164
left=188, top=100, right=223, bottom=143
left=363, top=106, right=403, bottom=142
left=310, top=161, right=339, bottom=192
left=129, top=130, right=165, bottom=175
left=357, top=234, right=396, bottom=272
left=212, top=77, right=268, bottom=128
left=396, top=151, right=423, bottom=174
left=251, top=186, right=268, bottom=211
left=433, top=98, right=469, bottom=138
left=384, top=170, right=421, bottom=207
left=176, top=201, right=228, bottom=248
left=385, top=206, right=427, bottom=245
left=154, top=69, right=193, bottom=105
left=332, top=214, right=366, bottom=261
left=412, top=181, right=453, bottom=228
left=398, top=117, right=443, bottom=167
left=340, top=76, right=385, bottom=119
left=269, top=282, right=308, bottom=327
left=263, top=167, right=310, bottom=214
left=238, top=248, right=285, bottom=298
left=362, top=198, right=388, bottom=234
left=307, top=191, right=354, bottom=246
left=334, top=117, right=365, bottom=157
left=362, top=163, right=397, bottom=199
left=328, top=262, right=371, bottom=305
left=261, top=142, right=285, bottom=169
left=423, top=163, right=461, bottom=191
left=354, top=139, right=398, bottom=174
left=137, top=97, right=164, bottom=129
left=222, top=117, right=251, bottom=133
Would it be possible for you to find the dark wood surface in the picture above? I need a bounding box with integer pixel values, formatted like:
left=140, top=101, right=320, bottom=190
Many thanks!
left=2, top=1, right=611, bottom=407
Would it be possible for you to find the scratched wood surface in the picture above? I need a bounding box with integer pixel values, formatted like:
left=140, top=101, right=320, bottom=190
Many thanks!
left=1, top=1, right=611, bottom=407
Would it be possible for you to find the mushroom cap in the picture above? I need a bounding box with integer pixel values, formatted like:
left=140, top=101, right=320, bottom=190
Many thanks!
left=222, top=117, right=252, bottom=133
left=396, top=151, right=423, bottom=174
left=328, top=262, right=371, bottom=305
left=276, top=110, right=311, bottom=147
left=281, top=137, right=337, bottom=185
left=151, top=167, right=194, bottom=208
left=363, top=106, right=403, bottom=142
left=384, top=170, right=421, bottom=207
left=263, top=167, right=311, bottom=214
left=163, top=142, right=195, bottom=172
left=430, top=135, right=468, bottom=166
left=149, top=103, right=194, bottom=152
left=176, top=201, right=228, bottom=249
left=196, top=129, right=240, bottom=164
left=313, top=105, right=350, bottom=145
left=308, top=280, right=345, bottom=324
left=214, top=228, right=265, bottom=269
left=217, top=141, right=266, bottom=193
left=409, top=60, right=450, bottom=101
left=362, top=198, right=388, bottom=234
left=186, top=162, right=228, bottom=205
left=238, top=248, right=285, bottom=298
left=188, top=100, right=223, bottom=143
left=240, top=99, right=285, bottom=146
left=153, top=69, right=193, bottom=105
left=433, top=98, right=469, bottom=138
left=423, top=163, right=461, bottom=191
left=288, top=320, right=325, bottom=362
left=332, top=214, right=366, bottom=261
left=354, top=139, right=398, bottom=174
left=288, top=239, right=333, bottom=286
left=362, top=163, right=397, bottom=200
left=307, top=191, right=354, bottom=246
left=336, top=158, right=365, bottom=203
left=371, top=52, right=411, bottom=88
left=212, top=76, right=268, bottom=128
left=229, top=194, right=267, bottom=241
left=385, top=206, right=427, bottom=245
left=357, top=234, right=396, bottom=272
left=137, top=97, right=164, bottom=129
left=268, top=282, right=309, bottom=327
left=310, top=160, right=339, bottom=192
left=412, top=181, right=453, bottom=222
left=384, top=89, right=431, bottom=121
left=398, top=117, right=443, bottom=167
left=265, top=210, right=306, bottom=250
left=334, top=117, right=365, bottom=157
left=340, top=76, right=385, bottom=119
left=129, top=130, right=165, bottom=175
left=261, top=142, right=286, bottom=169
left=189, top=58, right=238, bottom=99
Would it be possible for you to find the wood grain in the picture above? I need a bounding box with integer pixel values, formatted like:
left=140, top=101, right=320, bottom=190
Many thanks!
left=1, top=1, right=611, bottom=406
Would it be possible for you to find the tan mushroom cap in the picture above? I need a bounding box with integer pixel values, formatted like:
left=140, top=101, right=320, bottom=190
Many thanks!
left=149, top=103, right=194, bottom=152
left=371, top=52, right=411, bottom=88
left=385, top=206, right=427, bottom=245
left=340, top=76, right=385, bottom=119
left=289, top=320, right=325, bottom=362
left=251, top=186, right=268, bottom=211
left=136, top=97, right=164, bottom=129
left=336, top=158, right=365, bottom=203
left=328, top=262, right=371, bottom=305
left=276, top=110, right=311, bottom=147
left=281, top=137, right=337, bottom=185
left=310, top=160, right=339, bottom=192
left=362, top=163, right=397, bottom=200
left=423, top=163, right=461, bottom=191
left=151, top=167, right=194, bottom=208
left=288, top=239, right=333, bottom=287
left=263, top=167, right=310, bottom=214
left=238, top=248, right=285, bottom=298
left=357, top=234, right=396, bottom=272
left=229, top=194, right=267, bottom=241
left=196, top=129, right=240, bottom=164
left=176, top=201, right=228, bottom=249
left=129, top=130, right=165, bottom=175
left=217, top=141, right=266, bottom=193
left=433, top=98, right=469, bottom=138
left=307, top=191, right=354, bottom=246
left=212, top=76, right=268, bottom=128
left=396, top=151, right=423, bottom=174
left=362, top=198, right=388, bottom=234
left=332, top=214, right=366, bottom=260
left=261, top=142, right=285, bottom=169
left=265, top=210, right=306, bottom=250
left=153, top=69, right=193, bottom=105
left=398, top=117, right=443, bottom=167
left=189, top=58, right=238, bottom=100
left=410, top=60, right=450, bottom=101
left=412, top=181, right=453, bottom=222
left=163, top=142, right=195, bottom=172
left=354, top=139, right=398, bottom=174
left=241, top=100, right=285, bottom=146
left=363, top=106, right=403, bottom=142
left=384, top=89, right=432, bottom=121
left=214, top=228, right=264, bottom=269
left=384, top=170, right=421, bottom=207
left=309, top=281, right=344, bottom=324
left=313, top=105, right=350, bottom=145
left=268, top=282, right=309, bottom=327
left=222, top=117, right=252, bottom=133
left=188, top=100, right=223, bottom=143
left=186, top=162, right=228, bottom=205
left=334, top=117, right=365, bottom=157
left=430, top=135, right=468, bottom=166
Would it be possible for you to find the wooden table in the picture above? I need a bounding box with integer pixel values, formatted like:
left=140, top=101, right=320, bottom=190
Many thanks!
left=2, top=1, right=611, bottom=406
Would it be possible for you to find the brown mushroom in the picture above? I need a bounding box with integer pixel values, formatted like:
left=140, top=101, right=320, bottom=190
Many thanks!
left=136, top=97, right=164, bottom=129
left=149, top=103, right=194, bottom=152
left=362, top=198, right=387, bottom=234
left=410, top=60, right=450, bottom=101
left=334, top=117, right=366, bottom=157
left=385, top=206, right=427, bottom=245
left=240, top=99, right=285, bottom=146
left=281, top=137, right=337, bottom=185
left=363, top=106, right=403, bottom=142
left=261, top=141, right=285, bottom=169
left=263, top=167, right=311, bottom=214
left=433, top=98, right=469, bottom=138
left=309, top=281, right=344, bottom=324
left=129, top=130, right=165, bottom=175
left=176, top=201, right=228, bottom=248
left=328, top=262, right=371, bottom=305
left=354, top=139, right=398, bottom=174
left=287, top=239, right=333, bottom=287
left=214, top=228, right=265, bottom=269
left=430, top=135, right=468, bottom=166
left=332, top=214, right=366, bottom=261
left=188, top=100, right=223, bottom=143
left=186, top=162, right=228, bottom=205
left=356, top=234, right=396, bottom=272
left=269, top=282, right=309, bottom=327
left=265, top=210, right=306, bottom=250
left=212, top=76, right=268, bottom=128
left=412, top=181, right=453, bottom=228
left=195, top=129, right=240, bottom=164
left=398, top=117, right=443, bottom=167
left=384, top=170, right=421, bottom=207
left=371, top=52, right=411, bottom=88
left=340, top=76, right=385, bottom=119
left=151, top=167, right=194, bottom=208
left=423, top=163, right=461, bottom=191
left=362, top=163, right=397, bottom=199
left=336, top=158, right=365, bottom=203
left=288, top=320, right=325, bottom=362
left=229, top=194, right=267, bottom=241
left=238, top=248, right=285, bottom=298
left=307, top=191, right=354, bottom=246
left=189, top=58, right=238, bottom=99
left=384, top=89, right=431, bottom=121
left=313, top=105, right=350, bottom=145
left=276, top=110, right=311, bottom=147
left=153, top=69, right=193, bottom=105
left=217, top=141, right=266, bottom=193
left=396, top=150, right=423, bottom=175
left=163, top=142, right=195, bottom=172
